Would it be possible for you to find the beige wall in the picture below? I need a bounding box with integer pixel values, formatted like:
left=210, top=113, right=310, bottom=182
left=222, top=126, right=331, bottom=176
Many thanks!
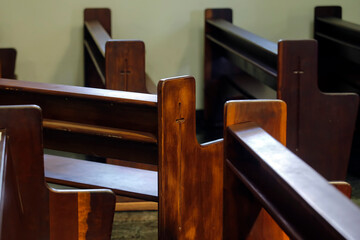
left=1, top=0, right=359, bottom=108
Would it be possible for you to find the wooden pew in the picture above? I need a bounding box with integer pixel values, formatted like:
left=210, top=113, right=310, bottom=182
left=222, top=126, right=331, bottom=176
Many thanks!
left=0, top=105, right=115, bottom=240
left=0, top=80, right=355, bottom=238
left=84, top=8, right=156, bottom=93
left=223, top=100, right=360, bottom=239
left=314, top=6, right=360, bottom=94
left=0, top=48, right=16, bottom=79
left=0, top=76, right=224, bottom=239
left=204, top=8, right=359, bottom=180
left=314, top=6, right=360, bottom=173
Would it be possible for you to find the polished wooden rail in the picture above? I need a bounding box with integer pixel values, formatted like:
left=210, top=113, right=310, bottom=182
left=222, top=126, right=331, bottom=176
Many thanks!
left=223, top=100, right=360, bottom=239
left=204, top=8, right=359, bottom=180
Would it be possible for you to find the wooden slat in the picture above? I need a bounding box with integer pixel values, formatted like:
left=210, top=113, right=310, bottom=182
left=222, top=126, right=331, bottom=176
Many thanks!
left=0, top=78, right=157, bottom=106
left=44, top=154, right=158, bottom=201
left=43, top=119, right=157, bottom=144
left=84, top=21, right=111, bottom=57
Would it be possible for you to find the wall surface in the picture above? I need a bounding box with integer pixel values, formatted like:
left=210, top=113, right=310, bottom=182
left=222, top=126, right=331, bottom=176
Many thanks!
left=1, top=0, right=359, bottom=108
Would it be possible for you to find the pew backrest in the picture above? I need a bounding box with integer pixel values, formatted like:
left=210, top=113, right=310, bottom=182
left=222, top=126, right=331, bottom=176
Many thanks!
left=205, top=8, right=359, bottom=180
left=0, top=76, right=225, bottom=239
left=0, top=105, right=115, bottom=239
left=223, top=100, right=360, bottom=239
left=84, top=8, right=148, bottom=92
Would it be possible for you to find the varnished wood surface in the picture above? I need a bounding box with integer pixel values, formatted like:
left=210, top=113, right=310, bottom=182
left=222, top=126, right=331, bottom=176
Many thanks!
left=158, top=76, right=224, bottom=239
left=278, top=40, right=359, bottom=180
left=205, top=8, right=359, bottom=180
left=0, top=78, right=156, bottom=105
left=84, top=8, right=148, bottom=93
left=225, top=121, right=360, bottom=239
left=45, top=154, right=158, bottom=201
left=0, top=48, right=16, bottom=79
left=223, top=100, right=286, bottom=239
left=0, top=105, right=115, bottom=239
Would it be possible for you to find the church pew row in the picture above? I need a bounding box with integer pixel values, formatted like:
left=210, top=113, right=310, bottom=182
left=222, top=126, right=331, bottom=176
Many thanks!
left=0, top=86, right=357, bottom=238
left=223, top=100, right=360, bottom=239
left=0, top=48, right=16, bottom=79
left=314, top=6, right=360, bottom=95
left=314, top=5, right=360, bottom=173
left=204, top=8, right=359, bottom=181
left=84, top=8, right=156, bottom=93
left=0, top=76, right=224, bottom=239
left=0, top=105, right=115, bottom=240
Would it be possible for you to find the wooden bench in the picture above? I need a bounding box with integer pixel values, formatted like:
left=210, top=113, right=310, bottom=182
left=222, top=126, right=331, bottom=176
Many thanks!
left=84, top=8, right=156, bottom=93
left=223, top=100, right=360, bottom=239
left=0, top=48, right=16, bottom=79
left=0, top=105, right=115, bottom=240
left=0, top=76, right=225, bottom=238
left=204, top=8, right=359, bottom=180
left=314, top=6, right=360, bottom=173
left=314, top=6, right=360, bottom=94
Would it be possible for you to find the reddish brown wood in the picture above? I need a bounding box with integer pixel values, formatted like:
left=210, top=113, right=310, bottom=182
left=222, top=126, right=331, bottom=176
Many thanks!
left=204, top=8, right=359, bottom=180
left=278, top=40, right=358, bottom=180
left=0, top=48, right=17, bottom=79
left=223, top=100, right=286, bottom=239
left=223, top=100, right=360, bottom=239
left=45, top=154, right=157, bottom=201
left=0, top=76, right=227, bottom=239
left=84, top=8, right=148, bottom=93
left=106, top=40, right=147, bottom=92
left=158, top=76, right=223, bottom=239
left=0, top=105, right=115, bottom=239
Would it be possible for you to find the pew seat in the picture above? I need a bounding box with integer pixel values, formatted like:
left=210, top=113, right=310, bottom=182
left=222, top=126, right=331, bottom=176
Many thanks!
left=44, top=154, right=157, bottom=201
left=0, top=105, right=115, bottom=240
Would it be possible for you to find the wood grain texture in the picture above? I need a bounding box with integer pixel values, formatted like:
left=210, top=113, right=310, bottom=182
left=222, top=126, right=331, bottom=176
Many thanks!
left=278, top=40, right=359, bottom=180
left=223, top=100, right=286, bottom=239
left=84, top=8, right=148, bottom=93
left=225, top=120, right=360, bottom=239
left=204, top=8, right=358, bottom=181
left=158, top=76, right=223, bottom=239
left=0, top=106, right=115, bottom=239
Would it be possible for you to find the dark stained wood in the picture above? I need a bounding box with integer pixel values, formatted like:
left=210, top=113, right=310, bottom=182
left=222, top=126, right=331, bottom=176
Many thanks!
left=0, top=76, right=225, bottom=239
left=223, top=100, right=360, bottom=239
left=278, top=40, right=358, bottom=180
left=0, top=105, right=115, bottom=239
left=84, top=8, right=148, bottom=93
left=314, top=6, right=360, bottom=173
left=0, top=48, right=17, bottom=79
left=205, top=8, right=359, bottom=180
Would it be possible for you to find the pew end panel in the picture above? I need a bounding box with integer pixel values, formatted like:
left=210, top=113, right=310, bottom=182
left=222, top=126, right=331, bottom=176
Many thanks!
left=278, top=39, right=359, bottom=180
left=105, top=40, right=147, bottom=92
left=0, top=105, right=116, bottom=239
left=223, top=100, right=360, bottom=239
left=0, top=48, right=17, bottom=79
left=158, top=75, right=224, bottom=239
left=84, top=8, right=148, bottom=93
